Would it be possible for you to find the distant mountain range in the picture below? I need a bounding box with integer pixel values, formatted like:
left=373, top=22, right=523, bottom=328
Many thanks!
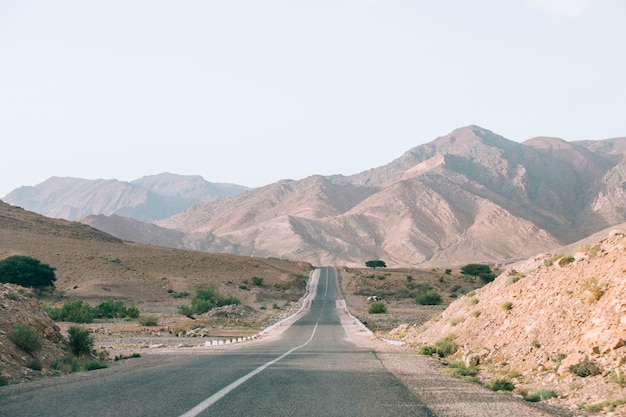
left=2, top=173, right=249, bottom=222
left=4, top=125, right=626, bottom=267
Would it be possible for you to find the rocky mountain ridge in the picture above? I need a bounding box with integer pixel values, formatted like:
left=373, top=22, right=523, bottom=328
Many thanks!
left=2, top=173, right=248, bottom=222
left=152, top=125, right=626, bottom=266
left=4, top=125, right=626, bottom=268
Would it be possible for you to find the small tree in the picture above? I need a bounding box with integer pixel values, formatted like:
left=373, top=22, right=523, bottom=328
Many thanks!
left=460, top=263, right=496, bottom=284
left=0, top=256, right=56, bottom=288
left=365, top=260, right=386, bottom=270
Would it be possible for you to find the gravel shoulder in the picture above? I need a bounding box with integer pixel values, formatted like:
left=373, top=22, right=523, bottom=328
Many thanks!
left=337, top=305, right=575, bottom=417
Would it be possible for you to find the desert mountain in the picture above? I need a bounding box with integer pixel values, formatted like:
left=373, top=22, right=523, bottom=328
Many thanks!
left=5, top=126, right=625, bottom=268
left=148, top=126, right=625, bottom=267
left=2, top=173, right=248, bottom=222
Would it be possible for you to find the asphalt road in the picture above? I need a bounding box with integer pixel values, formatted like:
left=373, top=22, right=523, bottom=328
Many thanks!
left=0, top=267, right=436, bottom=417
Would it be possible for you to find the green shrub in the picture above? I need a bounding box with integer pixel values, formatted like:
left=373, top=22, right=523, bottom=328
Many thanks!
left=171, top=291, right=190, bottom=298
left=125, top=306, right=140, bottom=318
left=26, top=358, right=42, bottom=371
left=418, top=345, right=437, bottom=356
left=416, top=291, right=442, bottom=305
left=0, top=376, right=8, bottom=386
left=67, top=326, right=93, bottom=356
left=524, top=389, right=558, bottom=402
left=10, top=323, right=42, bottom=354
left=94, top=298, right=140, bottom=319
left=545, top=254, right=571, bottom=267
left=178, top=285, right=241, bottom=315
left=487, top=378, right=515, bottom=391
left=447, top=361, right=479, bottom=378
left=251, top=277, right=264, bottom=286
left=434, top=335, right=458, bottom=357
left=138, top=315, right=158, bottom=326
left=114, top=353, right=141, bottom=361
left=368, top=302, right=387, bottom=314
left=43, top=300, right=95, bottom=323
left=569, top=358, right=602, bottom=377
left=84, top=360, right=108, bottom=371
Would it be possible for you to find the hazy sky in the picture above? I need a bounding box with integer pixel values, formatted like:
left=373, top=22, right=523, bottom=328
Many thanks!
left=1, top=0, right=625, bottom=197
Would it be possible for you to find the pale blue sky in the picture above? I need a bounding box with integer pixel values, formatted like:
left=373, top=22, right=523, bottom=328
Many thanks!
left=1, top=0, right=625, bottom=196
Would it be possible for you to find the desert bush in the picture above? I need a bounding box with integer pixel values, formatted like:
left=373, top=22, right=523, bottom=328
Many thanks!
left=26, top=358, right=43, bottom=371
left=251, top=276, right=264, bottom=286
left=84, top=360, right=108, bottom=371
left=501, top=301, right=513, bottom=311
left=469, top=297, right=479, bottom=305
left=67, top=326, right=93, bottom=356
left=524, top=389, right=558, bottom=402
left=0, top=376, right=8, bottom=386
left=171, top=291, right=190, bottom=298
left=583, top=277, right=604, bottom=302
left=447, top=361, right=479, bottom=378
left=52, top=355, right=106, bottom=373
left=43, top=300, right=93, bottom=323
left=450, top=317, right=464, bottom=326
left=138, top=315, right=158, bottom=326
left=435, top=335, right=457, bottom=357
left=416, top=291, right=442, bottom=305
left=95, top=298, right=140, bottom=319
left=368, top=302, right=386, bottom=314
left=178, top=285, right=241, bottom=315
left=417, top=345, right=437, bottom=356
left=487, top=378, right=515, bottom=391
left=545, top=254, right=573, bottom=267
left=569, top=358, right=602, bottom=377
left=418, top=336, right=458, bottom=357
left=506, top=275, right=521, bottom=285
left=10, top=323, right=42, bottom=354
left=610, top=369, right=626, bottom=387
left=114, top=353, right=141, bottom=361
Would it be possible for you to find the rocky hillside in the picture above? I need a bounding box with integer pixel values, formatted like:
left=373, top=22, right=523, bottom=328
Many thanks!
left=394, top=227, right=626, bottom=414
left=149, top=125, right=626, bottom=267
left=0, top=201, right=312, bottom=308
left=0, top=284, right=70, bottom=384
left=2, top=173, right=248, bottom=222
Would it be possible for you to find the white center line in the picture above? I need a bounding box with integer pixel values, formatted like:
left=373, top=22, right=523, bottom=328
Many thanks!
left=178, top=269, right=329, bottom=417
